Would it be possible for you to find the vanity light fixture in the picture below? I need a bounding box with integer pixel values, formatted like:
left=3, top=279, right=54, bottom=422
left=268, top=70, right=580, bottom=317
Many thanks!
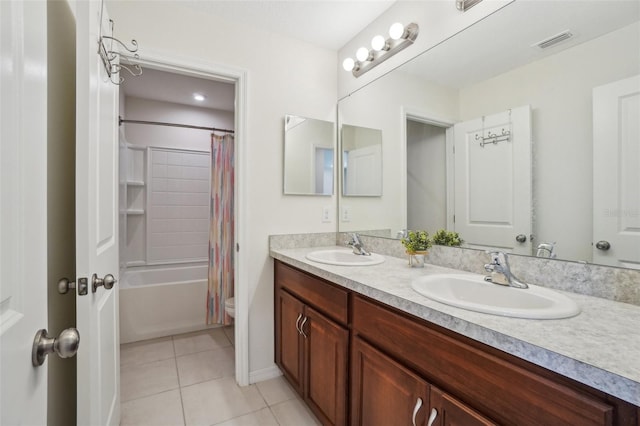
left=342, top=22, right=419, bottom=78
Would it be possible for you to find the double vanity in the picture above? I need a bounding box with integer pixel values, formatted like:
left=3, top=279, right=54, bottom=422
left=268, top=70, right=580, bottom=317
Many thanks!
left=271, top=241, right=640, bottom=425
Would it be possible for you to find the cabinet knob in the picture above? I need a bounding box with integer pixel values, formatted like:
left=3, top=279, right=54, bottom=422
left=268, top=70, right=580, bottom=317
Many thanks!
left=411, top=397, right=423, bottom=426
left=515, top=234, right=527, bottom=243
left=427, top=408, right=438, bottom=426
left=595, top=240, right=611, bottom=251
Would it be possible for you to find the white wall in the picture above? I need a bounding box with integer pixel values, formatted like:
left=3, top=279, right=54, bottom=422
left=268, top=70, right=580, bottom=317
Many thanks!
left=108, top=1, right=338, bottom=378
left=338, top=0, right=512, bottom=97
left=123, top=96, right=233, bottom=151
left=459, top=22, right=640, bottom=261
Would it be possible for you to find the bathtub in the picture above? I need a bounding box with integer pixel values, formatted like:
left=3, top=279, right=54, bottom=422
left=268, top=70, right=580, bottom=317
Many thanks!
left=119, top=264, right=218, bottom=343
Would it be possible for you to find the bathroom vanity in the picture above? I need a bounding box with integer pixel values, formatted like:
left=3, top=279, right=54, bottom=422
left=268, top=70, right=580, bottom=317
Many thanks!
left=272, top=248, right=640, bottom=426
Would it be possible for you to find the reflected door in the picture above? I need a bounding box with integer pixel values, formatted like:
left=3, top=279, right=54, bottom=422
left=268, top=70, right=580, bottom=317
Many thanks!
left=593, top=75, right=640, bottom=269
left=345, top=144, right=382, bottom=196
left=453, top=106, right=532, bottom=255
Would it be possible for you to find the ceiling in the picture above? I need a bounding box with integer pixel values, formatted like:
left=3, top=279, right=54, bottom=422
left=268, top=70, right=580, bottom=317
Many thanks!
left=400, top=0, right=640, bottom=89
left=121, top=0, right=396, bottom=111
left=121, top=68, right=236, bottom=111
left=178, top=0, right=396, bottom=51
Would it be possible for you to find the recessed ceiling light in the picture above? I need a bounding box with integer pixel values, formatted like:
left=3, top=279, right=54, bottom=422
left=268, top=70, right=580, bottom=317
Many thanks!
left=193, top=93, right=205, bottom=101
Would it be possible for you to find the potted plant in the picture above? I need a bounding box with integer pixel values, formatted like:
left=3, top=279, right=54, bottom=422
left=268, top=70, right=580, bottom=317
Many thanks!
left=432, top=229, right=463, bottom=247
left=401, top=230, right=432, bottom=267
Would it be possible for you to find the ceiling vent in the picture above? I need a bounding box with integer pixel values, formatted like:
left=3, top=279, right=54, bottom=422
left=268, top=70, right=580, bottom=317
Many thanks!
left=533, top=30, right=573, bottom=49
left=456, top=0, right=483, bottom=12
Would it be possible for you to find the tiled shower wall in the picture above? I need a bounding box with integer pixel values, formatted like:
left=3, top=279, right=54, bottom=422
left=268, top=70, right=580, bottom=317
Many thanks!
left=148, top=148, right=210, bottom=264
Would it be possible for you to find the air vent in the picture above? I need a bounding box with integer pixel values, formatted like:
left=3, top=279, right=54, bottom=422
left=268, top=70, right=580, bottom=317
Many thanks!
left=533, top=30, right=573, bottom=49
left=456, top=0, right=483, bottom=12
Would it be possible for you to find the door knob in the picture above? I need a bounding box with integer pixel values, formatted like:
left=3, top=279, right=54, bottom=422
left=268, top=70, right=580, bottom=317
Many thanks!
left=32, top=328, right=80, bottom=367
left=57, top=277, right=89, bottom=295
left=595, top=240, right=611, bottom=251
left=515, top=234, right=527, bottom=243
left=92, top=273, right=117, bottom=293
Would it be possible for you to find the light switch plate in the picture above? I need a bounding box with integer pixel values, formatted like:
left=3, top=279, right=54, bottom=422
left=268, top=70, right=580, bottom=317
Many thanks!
left=322, top=206, right=331, bottom=223
left=341, top=206, right=351, bottom=222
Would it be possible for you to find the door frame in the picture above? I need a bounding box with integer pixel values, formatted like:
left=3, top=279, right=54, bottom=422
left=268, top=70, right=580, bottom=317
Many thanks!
left=401, top=108, right=455, bottom=231
left=125, top=50, right=250, bottom=386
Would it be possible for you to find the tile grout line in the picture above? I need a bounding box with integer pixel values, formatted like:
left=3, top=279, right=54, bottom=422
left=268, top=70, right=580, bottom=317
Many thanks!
left=172, top=335, right=188, bottom=426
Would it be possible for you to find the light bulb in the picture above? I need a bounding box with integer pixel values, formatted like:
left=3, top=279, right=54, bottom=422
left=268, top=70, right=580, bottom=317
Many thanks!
left=342, top=57, right=355, bottom=72
left=389, top=22, right=405, bottom=40
left=193, top=93, right=205, bottom=101
left=356, top=47, right=370, bottom=62
left=371, top=35, right=386, bottom=51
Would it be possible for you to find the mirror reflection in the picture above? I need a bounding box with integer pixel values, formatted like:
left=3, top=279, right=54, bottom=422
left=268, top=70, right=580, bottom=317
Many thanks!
left=284, top=114, right=334, bottom=196
left=338, top=0, right=640, bottom=269
left=341, top=124, right=383, bottom=197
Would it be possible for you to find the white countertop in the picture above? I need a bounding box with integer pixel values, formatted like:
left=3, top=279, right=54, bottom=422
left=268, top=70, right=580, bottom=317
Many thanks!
left=270, top=246, right=640, bottom=406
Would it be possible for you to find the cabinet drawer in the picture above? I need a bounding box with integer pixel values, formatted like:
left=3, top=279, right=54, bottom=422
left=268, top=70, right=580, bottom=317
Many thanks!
left=275, top=261, right=348, bottom=325
left=353, top=296, right=615, bottom=426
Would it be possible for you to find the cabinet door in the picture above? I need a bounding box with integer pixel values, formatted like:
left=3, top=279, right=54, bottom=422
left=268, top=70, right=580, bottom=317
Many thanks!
left=351, top=337, right=429, bottom=426
left=304, top=306, right=349, bottom=426
left=275, top=289, right=305, bottom=395
left=430, top=387, right=496, bottom=426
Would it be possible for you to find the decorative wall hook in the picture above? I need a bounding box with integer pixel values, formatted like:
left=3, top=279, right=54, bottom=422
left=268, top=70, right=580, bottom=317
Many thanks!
left=98, top=18, right=142, bottom=85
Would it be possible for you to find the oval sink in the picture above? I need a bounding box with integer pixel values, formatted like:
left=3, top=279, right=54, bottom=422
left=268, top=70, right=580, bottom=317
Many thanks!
left=411, top=274, right=580, bottom=319
left=306, top=249, right=385, bottom=266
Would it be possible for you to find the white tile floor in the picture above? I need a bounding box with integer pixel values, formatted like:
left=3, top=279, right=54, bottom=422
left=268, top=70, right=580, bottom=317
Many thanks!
left=120, top=327, right=321, bottom=426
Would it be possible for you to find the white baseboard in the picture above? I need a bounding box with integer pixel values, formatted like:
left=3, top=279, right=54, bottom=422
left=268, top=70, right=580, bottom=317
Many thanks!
left=249, top=364, right=282, bottom=384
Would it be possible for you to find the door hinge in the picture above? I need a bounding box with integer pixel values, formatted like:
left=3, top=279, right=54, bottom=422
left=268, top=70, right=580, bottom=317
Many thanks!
left=236, top=243, right=240, bottom=252
left=453, top=215, right=456, bottom=223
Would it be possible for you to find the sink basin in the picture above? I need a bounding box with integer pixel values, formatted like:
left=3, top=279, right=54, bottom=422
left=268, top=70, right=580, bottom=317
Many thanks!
left=306, top=249, right=385, bottom=266
left=411, top=274, right=580, bottom=319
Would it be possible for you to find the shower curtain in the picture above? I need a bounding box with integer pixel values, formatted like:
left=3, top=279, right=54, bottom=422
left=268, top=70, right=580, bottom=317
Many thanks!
left=206, top=133, right=235, bottom=325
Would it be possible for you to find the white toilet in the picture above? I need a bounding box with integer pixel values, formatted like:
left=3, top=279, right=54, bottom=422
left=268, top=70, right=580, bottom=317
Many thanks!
left=224, top=297, right=235, bottom=318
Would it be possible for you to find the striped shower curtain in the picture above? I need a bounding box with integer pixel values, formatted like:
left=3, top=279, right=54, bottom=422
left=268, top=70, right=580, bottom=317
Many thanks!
left=206, top=133, right=235, bottom=325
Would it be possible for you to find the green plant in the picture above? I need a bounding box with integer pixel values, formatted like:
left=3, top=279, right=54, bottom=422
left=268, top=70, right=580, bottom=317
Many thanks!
left=432, top=229, right=463, bottom=246
left=401, top=230, right=432, bottom=253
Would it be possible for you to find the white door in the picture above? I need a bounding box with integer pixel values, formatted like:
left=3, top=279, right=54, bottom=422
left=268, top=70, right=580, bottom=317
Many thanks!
left=593, top=75, right=640, bottom=269
left=75, top=0, right=121, bottom=424
left=0, top=0, right=49, bottom=424
left=453, top=106, right=532, bottom=255
left=345, top=144, right=382, bottom=196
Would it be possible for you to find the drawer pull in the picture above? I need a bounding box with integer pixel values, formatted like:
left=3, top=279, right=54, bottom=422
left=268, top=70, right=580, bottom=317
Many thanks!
left=300, top=316, right=309, bottom=338
left=411, top=397, right=423, bottom=426
left=295, top=313, right=303, bottom=334
left=427, top=408, right=438, bottom=426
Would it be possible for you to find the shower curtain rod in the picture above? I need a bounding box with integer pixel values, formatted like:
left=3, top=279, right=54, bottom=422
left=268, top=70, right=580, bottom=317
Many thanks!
left=119, top=117, right=235, bottom=134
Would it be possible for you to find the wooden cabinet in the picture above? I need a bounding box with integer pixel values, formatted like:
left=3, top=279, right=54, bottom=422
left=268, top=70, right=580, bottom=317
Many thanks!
left=275, top=261, right=349, bottom=426
left=429, top=387, right=496, bottom=426
left=351, top=336, right=429, bottom=426
left=275, top=289, right=304, bottom=394
left=274, top=260, right=638, bottom=426
left=351, top=336, right=494, bottom=426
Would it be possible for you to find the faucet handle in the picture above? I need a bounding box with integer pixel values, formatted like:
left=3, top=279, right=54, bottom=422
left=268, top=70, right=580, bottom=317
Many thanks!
left=485, top=250, right=508, bottom=265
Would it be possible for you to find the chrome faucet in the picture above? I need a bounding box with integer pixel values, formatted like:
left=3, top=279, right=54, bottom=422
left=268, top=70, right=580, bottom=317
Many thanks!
left=484, top=251, right=528, bottom=289
left=347, top=233, right=370, bottom=256
left=536, top=242, right=557, bottom=259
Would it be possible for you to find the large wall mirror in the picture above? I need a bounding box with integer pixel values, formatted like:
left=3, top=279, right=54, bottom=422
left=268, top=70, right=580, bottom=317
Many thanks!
left=338, top=0, right=640, bottom=269
left=284, top=114, right=335, bottom=195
